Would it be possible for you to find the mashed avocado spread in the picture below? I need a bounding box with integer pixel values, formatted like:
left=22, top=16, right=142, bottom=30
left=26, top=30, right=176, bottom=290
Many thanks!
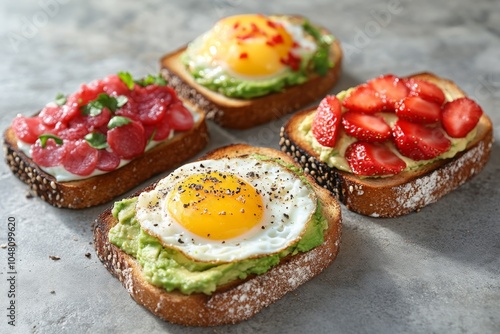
left=109, top=157, right=328, bottom=295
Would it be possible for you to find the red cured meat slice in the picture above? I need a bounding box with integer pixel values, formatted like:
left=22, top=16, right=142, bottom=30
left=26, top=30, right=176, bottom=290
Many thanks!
left=165, top=102, right=194, bottom=131
left=31, top=138, right=67, bottom=167
left=107, top=121, right=146, bottom=160
left=96, top=149, right=121, bottom=171
left=62, top=140, right=99, bottom=176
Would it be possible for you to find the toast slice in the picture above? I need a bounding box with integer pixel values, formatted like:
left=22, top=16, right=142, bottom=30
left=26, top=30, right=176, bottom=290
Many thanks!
left=280, top=73, right=494, bottom=217
left=160, top=18, right=342, bottom=129
left=93, top=144, right=342, bottom=326
left=3, top=100, right=209, bottom=209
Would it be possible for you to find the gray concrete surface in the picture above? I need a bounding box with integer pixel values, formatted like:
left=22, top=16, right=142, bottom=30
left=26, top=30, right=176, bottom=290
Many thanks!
left=0, top=0, right=499, bottom=333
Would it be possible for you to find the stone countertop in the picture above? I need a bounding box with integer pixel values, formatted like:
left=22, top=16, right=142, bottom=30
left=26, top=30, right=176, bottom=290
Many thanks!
left=0, top=0, right=499, bottom=333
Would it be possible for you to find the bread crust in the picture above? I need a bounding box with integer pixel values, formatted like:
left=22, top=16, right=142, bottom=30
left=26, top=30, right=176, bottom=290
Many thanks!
left=3, top=101, right=209, bottom=209
left=280, top=72, right=494, bottom=217
left=160, top=18, right=343, bottom=129
left=93, top=144, right=342, bottom=326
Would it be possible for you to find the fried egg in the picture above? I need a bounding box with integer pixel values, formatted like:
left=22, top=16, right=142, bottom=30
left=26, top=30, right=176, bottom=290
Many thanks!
left=135, top=156, right=317, bottom=263
left=185, top=14, right=317, bottom=79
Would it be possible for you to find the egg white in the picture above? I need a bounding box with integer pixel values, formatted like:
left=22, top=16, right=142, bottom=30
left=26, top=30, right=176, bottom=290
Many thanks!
left=135, top=157, right=317, bottom=263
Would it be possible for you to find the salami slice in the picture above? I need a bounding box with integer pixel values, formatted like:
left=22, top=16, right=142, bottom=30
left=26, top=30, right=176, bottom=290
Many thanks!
left=107, top=121, right=146, bottom=160
left=62, top=140, right=99, bottom=176
left=31, top=138, right=67, bottom=167
left=96, top=149, right=121, bottom=171
left=11, top=116, right=47, bottom=144
left=166, top=102, right=194, bottom=131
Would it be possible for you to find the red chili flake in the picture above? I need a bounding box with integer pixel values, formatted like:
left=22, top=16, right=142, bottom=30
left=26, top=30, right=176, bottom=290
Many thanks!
left=266, top=20, right=277, bottom=29
left=233, top=22, right=240, bottom=30
left=271, top=34, right=284, bottom=45
left=239, top=52, right=249, bottom=59
left=292, top=41, right=299, bottom=48
left=280, top=52, right=301, bottom=71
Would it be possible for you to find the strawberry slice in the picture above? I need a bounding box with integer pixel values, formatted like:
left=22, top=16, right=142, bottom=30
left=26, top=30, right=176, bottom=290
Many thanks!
left=441, top=97, right=483, bottom=138
left=342, top=111, right=391, bottom=142
left=395, top=96, right=441, bottom=124
left=345, top=142, right=406, bottom=176
left=392, top=119, right=451, bottom=160
left=405, top=78, right=446, bottom=105
left=368, top=74, right=409, bottom=110
left=342, top=84, right=385, bottom=114
left=312, top=95, right=342, bottom=147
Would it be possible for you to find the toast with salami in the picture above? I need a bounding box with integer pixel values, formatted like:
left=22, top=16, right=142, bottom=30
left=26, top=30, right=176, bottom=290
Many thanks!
left=3, top=73, right=209, bottom=208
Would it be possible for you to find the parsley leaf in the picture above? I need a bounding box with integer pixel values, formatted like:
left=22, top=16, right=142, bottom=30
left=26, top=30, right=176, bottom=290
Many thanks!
left=302, top=20, right=334, bottom=76
left=135, top=74, right=167, bottom=87
left=108, top=116, right=132, bottom=129
left=55, top=93, right=67, bottom=106
left=118, top=71, right=135, bottom=90
left=81, top=93, right=128, bottom=116
left=39, top=134, right=63, bottom=148
left=84, top=132, right=108, bottom=149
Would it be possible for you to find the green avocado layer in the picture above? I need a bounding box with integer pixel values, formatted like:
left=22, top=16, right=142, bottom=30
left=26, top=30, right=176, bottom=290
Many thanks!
left=108, top=158, right=328, bottom=295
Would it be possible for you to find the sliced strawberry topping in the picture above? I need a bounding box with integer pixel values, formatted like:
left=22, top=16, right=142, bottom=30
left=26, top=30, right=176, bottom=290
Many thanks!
left=395, top=96, right=441, bottom=124
left=31, top=138, right=67, bottom=167
left=392, top=119, right=451, bottom=160
left=341, top=111, right=391, bottom=142
left=342, top=84, right=385, bottom=113
left=312, top=95, right=342, bottom=147
left=442, top=97, right=483, bottom=138
left=405, top=78, right=446, bottom=105
left=96, top=149, right=121, bottom=171
left=368, top=74, right=409, bottom=110
left=62, top=140, right=99, bottom=176
left=165, top=102, right=195, bottom=131
left=11, top=116, right=47, bottom=144
left=107, top=120, right=146, bottom=160
left=345, top=141, right=406, bottom=176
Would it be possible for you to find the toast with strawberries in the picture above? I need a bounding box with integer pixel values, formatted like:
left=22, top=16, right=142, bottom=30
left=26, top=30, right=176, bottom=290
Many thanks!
left=280, top=72, right=493, bottom=217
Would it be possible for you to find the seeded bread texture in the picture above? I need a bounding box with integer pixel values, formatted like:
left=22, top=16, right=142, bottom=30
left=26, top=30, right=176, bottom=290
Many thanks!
left=280, top=72, right=494, bottom=217
left=2, top=101, right=209, bottom=209
left=160, top=19, right=343, bottom=129
left=93, top=144, right=342, bottom=326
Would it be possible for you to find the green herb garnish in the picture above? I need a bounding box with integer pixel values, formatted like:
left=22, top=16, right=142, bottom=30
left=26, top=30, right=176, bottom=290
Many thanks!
left=84, top=132, right=108, bottom=149
left=81, top=93, right=128, bottom=116
left=302, top=20, right=334, bottom=76
left=135, top=74, right=167, bottom=87
left=54, top=93, right=67, bottom=106
left=118, top=71, right=135, bottom=90
left=39, top=134, right=63, bottom=148
left=108, top=116, right=132, bottom=129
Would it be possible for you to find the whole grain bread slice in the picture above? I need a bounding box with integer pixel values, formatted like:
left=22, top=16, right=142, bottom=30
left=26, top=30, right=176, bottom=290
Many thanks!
left=160, top=17, right=343, bottom=129
left=3, top=100, right=209, bottom=209
left=280, top=73, right=494, bottom=217
left=93, top=144, right=342, bottom=326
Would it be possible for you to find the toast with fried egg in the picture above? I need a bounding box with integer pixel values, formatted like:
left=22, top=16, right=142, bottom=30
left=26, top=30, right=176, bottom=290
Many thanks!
left=3, top=73, right=209, bottom=208
left=160, top=14, right=342, bottom=129
left=93, top=144, right=342, bottom=326
left=280, top=72, right=493, bottom=217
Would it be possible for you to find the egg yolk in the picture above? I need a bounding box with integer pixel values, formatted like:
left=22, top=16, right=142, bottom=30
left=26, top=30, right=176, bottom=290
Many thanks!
left=167, top=172, right=264, bottom=240
left=201, top=14, right=297, bottom=76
